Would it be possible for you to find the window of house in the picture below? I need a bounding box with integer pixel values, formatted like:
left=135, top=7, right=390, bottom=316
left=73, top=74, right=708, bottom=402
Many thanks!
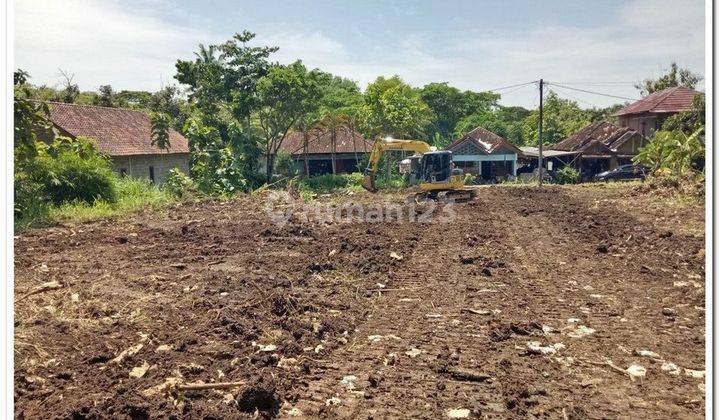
left=119, top=168, right=127, bottom=177
left=149, top=166, right=155, bottom=183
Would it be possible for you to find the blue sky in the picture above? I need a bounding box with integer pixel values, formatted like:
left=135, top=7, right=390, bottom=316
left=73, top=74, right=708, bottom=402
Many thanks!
left=15, top=0, right=706, bottom=108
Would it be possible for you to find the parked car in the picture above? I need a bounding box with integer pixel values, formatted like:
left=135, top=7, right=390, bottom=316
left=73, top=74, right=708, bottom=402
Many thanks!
left=593, top=164, right=648, bottom=182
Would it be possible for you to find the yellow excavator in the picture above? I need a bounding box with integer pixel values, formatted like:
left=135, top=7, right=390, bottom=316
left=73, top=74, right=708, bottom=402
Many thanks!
left=361, top=137, right=476, bottom=202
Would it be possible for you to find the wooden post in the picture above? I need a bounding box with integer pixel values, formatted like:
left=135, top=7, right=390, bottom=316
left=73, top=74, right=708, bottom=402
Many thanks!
left=331, top=130, right=337, bottom=174
left=538, top=78, right=544, bottom=186
left=303, top=131, right=310, bottom=176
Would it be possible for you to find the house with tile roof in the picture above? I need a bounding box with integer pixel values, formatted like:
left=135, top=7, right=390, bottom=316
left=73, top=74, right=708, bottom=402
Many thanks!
left=613, top=86, right=703, bottom=137
left=44, top=102, right=190, bottom=184
left=278, top=126, right=372, bottom=175
left=446, top=126, right=522, bottom=182
left=549, top=121, right=646, bottom=180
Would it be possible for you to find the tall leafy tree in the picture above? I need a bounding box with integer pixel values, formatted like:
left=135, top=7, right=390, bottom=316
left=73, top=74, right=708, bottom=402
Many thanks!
left=454, top=111, right=508, bottom=140
left=14, top=70, right=52, bottom=162
left=463, top=90, right=500, bottom=115
left=314, top=75, right=363, bottom=174
left=420, top=82, right=466, bottom=142
left=174, top=31, right=276, bottom=192
left=635, top=62, right=702, bottom=96
left=254, top=60, right=324, bottom=181
left=360, top=76, right=432, bottom=139
left=94, top=85, right=116, bottom=107
left=420, top=83, right=500, bottom=144
left=522, top=91, right=591, bottom=146
left=150, top=112, right=172, bottom=150
left=453, top=105, right=531, bottom=145
left=149, top=85, right=190, bottom=131
left=115, top=90, right=152, bottom=109
left=584, top=103, right=624, bottom=124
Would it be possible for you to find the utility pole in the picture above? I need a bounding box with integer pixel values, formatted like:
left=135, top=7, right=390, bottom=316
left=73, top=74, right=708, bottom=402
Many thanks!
left=537, top=78, right=544, bottom=186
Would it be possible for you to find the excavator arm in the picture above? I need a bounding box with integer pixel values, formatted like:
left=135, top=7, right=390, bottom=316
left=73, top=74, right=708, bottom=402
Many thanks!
left=361, top=138, right=434, bottom=192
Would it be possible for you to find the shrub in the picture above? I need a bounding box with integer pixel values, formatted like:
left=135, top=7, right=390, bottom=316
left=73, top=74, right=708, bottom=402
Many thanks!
left=165, top=168, right=199, bottom=198
left=14, top=171, right=49, bottom=229
left=48, top=178, right=174, bottom=225
left=300, top=172, right=364, bottom=194
left=634, top=129, right=704, bottom=174
left=375, top=174, right=408, bottom=189
left=635, top=170, right=704, bottom=199
left=23, top=136, right=117, bottom=205
left=274, top=150, right=299, bottom=177
left=463, top=173, right=476, bottom=185
left=555, top=166, right=580, bottom=184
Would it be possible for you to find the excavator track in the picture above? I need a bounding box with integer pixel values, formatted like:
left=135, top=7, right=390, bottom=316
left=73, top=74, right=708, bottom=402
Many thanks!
left=413, top=188, right=476, bottom=204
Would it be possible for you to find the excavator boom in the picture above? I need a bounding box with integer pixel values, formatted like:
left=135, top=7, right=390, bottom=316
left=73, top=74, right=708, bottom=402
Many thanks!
left=361, top=138, right=434, bottom=192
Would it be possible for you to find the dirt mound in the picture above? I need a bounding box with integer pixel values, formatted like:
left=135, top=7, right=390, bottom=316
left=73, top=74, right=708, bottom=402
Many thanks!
left=236, top=377, right=281, bottom=417
left=631, top=172, right=705, bottom=198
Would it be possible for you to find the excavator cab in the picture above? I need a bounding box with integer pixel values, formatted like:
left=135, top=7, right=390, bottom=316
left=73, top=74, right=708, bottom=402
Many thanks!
left=419, top=151, right=453, bottom=183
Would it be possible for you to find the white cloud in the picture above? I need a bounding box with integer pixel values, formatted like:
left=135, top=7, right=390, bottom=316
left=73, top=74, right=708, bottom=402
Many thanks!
left=14, top=0, right=705, bottom=108
left=245, top=0, right=704, bottom=108
left=14, top=0, right=215, bottom=91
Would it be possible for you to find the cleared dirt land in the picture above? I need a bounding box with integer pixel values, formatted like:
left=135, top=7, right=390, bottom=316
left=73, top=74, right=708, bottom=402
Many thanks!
left=15, top=184, right=705, bottom=418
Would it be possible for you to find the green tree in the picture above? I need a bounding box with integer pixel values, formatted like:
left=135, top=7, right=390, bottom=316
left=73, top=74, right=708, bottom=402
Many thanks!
left=254, top=61, right=324, bottom=181
left=661, top=94, right=705, bottom=134
left=150, top=112, right=172, bottom=150
left=14, top=70, right=52, bottom=162
left=635, top=62, right=702, bottom=96
left=149, top=85, right=189, bottom=131
left=174, top=31, right=276, bottom=192
left=585, top=103, right=624, bottom=123
left=94, top=85, right=116, bottom=107
left=420, top=83, right=500, bottom=144
left=58, top=70, right=80, bottom=103
left=360, top=76, right=432, bottom=139
left=454, top=111, right=508, bottom=139
left=115, top=90, right=152, bottom=109
left=523, top=91, right=590, bottom=146
left=633, top=129, right=704, bottom=173
left=495, top=106, right=531, bottom=145
left=314, top=75, right=364, bottom=174
left=463, top=90, right=500, bottom=115
left=420, top=82, right=467, bottom=141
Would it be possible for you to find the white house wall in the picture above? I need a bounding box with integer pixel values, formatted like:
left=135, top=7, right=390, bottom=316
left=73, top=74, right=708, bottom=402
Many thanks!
left=453, top=153, right=517, bottom=176
left=111, top=153, right=190, bottom=184
left=452, top=153, right=517, bottom=162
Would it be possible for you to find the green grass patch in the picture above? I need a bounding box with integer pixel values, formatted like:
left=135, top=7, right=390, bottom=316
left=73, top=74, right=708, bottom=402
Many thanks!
left=296, top=173, right=364, bottom=201
left=294, top=172, right=408, bottom=202
left=17, top=178, right=177, bottom=231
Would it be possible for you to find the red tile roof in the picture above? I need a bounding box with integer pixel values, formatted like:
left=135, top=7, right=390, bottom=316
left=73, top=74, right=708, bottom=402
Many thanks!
left=280, top=127, right=372, bottom=155
left=45, top=102, right=189, bottom=156
left=613, top=86, right=702, bottom=116
left=552, top=121, right=641, bottom=152
left=447, top=126, right=522, bottom=154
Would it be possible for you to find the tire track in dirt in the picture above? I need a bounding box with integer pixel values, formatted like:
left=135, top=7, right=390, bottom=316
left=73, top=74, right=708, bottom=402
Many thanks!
left=13, top=187, right=704, bottom=418
left=294, top=196, right=511, bottom=417
left=292, top=187, right=705, bottom=418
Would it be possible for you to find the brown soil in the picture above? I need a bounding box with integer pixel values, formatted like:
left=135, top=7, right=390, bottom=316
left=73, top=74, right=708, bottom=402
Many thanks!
left=14, top=185, right=705, bottom=418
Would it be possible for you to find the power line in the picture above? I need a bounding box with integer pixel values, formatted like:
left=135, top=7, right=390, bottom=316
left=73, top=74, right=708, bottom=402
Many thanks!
left=549, top=81, right=637, bottom=86
left=498, top=82, right=537, bottom=96
left=547, top=85, right=598, bottom=108
left=482, top=81, right=537, bottom=93
left=545, top=82, right=638, bottom=101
